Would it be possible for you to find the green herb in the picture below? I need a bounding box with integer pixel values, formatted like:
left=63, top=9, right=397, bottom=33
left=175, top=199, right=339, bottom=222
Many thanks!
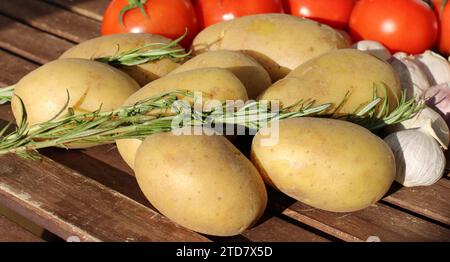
left=95, top=31, right=191, bottom=67
left=0, top=33, right=190, bottom=105
left=0, top=87, right=422, bottom=159
left=0, top=85, right=15, bottom=105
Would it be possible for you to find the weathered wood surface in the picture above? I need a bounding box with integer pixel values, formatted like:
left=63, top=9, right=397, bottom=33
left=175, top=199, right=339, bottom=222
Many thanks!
left=0, top=214, right=43, bottom=242
left=0, top=154, right=209, bottom=242
left=44, top=0, right=108, bottom=21
left=272, top=196, right=450, bottom=242
left=0, top=0, right=448, bottom=242
left=0, top=0, right=100, bottom=42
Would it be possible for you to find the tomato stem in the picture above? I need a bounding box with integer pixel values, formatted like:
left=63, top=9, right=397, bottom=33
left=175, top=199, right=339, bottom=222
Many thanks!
left=442, top=0, right=448, bottom=14
left=119, top=0, right=149, bottom=27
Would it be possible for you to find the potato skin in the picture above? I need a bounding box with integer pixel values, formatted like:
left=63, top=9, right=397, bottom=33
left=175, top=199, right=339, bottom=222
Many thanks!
left=12, top=58, right=139, bottom=127
left=134, top=131, right=267, bottom=236
left=192, top=14, right=349, bottom=81
left=116, top=68, right=248, bottom=169
left=60, top=33, right=180, bottom=86
left=169, top=50, right=271, bottom=98
left=259, top=49, right=401, bottom=115
left=251, top=118, right=395, bottom=212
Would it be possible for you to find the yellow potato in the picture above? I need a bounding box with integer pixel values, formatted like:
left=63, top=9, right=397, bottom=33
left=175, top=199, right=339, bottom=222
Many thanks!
left=169, top=50, right=271, bottom=98
left=134, top=129, right=267, bottom=236
left=12, top=58, right=139, bottom=127
left=259, top=49, right=401, bottom=115
left=251, top=118, right=395, bottom=212
left=192, top=14, right=350, bottom=81
left=116, top=68, right=248, bottom=169
left=60, top=33, right=181, bottom=86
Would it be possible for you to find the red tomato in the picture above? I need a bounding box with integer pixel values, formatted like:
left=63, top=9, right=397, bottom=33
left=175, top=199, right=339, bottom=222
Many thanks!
left=101, top=0, right=199, bottom=47
left=283, top=0, right=355, bottom=29
left=194, top=0, right=284, bottom=28
left=433, top=0, right=450, bottom=55
left=349, top=0, right=438, bottom=54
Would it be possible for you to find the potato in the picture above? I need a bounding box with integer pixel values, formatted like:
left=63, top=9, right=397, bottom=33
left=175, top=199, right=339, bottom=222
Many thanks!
left=60, top=33, right=181, bottom=86
left=12, top=58, right=140, bottom=127
left=169, top=50, right=271, bottom=98
left=259, top=49, right=401, bottom=115
left=116, top=68, right=248, bottom=169
left=251, top=118, right=395, bottom=212
left=192, top=14, right=350, bottom=81
left=134, top=129, right=267, bottom=236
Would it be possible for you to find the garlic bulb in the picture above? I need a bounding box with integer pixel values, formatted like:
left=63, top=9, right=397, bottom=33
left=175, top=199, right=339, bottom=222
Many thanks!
left=424, top=83, right=450, bottom=127
left=384, top=130, right=445, bottom=187
left=386, top=107, right=450, bottom=149
left=352, top=40, right=391, bottom=61
left=389, top=53, right=431, bottom=99
left=415, top=50, right=450, bottom=86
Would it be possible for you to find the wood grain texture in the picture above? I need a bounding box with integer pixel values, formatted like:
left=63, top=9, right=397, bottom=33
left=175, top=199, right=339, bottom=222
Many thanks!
left=384, top=181, right=450, bottom=225
left=0, top=153, right=209, bottom=242
left=0, top=49, right=38, bottom=87
left=41, top=147, right=333, bottom=242
left=0, top=0, right=100, bottom=43
left=44, top=0, right=108, bottom=21
left=0, top=214, right=43, bottom=242
left=242, top=216, right=329, bottom=242
left=270, top=192, right=450, bottom=242
left=0, top=15, right=73, bottom=64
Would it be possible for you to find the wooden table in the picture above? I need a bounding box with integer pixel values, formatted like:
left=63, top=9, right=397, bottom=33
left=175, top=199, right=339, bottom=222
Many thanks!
left=0, top=0, right=449, bottom=242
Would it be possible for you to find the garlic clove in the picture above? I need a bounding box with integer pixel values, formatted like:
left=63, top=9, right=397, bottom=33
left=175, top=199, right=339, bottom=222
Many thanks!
left=420, top=119, right=448, bottom=150
left=415, top=50, right=450, bottom=86
left=389, top=53, right=431, bottom=100
left=385, top=106, right=450, bottom=150
left=384, top=130, right=446, bottom=187
left=352, top=40, right=391, bottom=61
left=424, top=83, right=450, bottom=127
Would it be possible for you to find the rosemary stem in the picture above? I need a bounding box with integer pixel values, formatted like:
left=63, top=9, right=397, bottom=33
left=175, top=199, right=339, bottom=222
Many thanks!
left=0, top=85, right=15, bottom=105
left=0, top=88, right=422, bottom=159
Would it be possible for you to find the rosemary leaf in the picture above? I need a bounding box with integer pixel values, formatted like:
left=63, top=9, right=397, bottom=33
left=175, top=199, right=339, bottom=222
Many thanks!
left=0, top=88, right=422, bottom=159
left=0, top=33, right=190, bottom=105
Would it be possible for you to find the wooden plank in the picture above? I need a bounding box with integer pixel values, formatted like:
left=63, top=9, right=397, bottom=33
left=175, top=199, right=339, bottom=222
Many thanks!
left=384, top=181, right=450, bottom=226
left=0, top=153, right=209, bottom=242
left=0, top=0, right=100, bottom=43
left=270, top=192, right=450, bottom=242
left=0, top=15, right=73, bottom=64
left=44, top=0, right=108, bottom=21
left=0, top=49, right=38, bottom=87
left=242, top=215, right=329, bottom=242
left=0, top=214, right=43, bottom=242
left=42, top=147, right=332, bottom=242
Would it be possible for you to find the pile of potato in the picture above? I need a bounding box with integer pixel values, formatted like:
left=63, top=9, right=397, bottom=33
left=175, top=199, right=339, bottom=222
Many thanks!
left=11, top=14, right=410, bottom=236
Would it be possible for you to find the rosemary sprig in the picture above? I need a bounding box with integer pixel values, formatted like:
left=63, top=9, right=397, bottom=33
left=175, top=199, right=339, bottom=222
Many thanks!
left=0, top=88, right=421, bottom=159
left=94, top=31, right=191, bottom=67
left=0, top=85, right=15, bottom=105
left=0, top=33, right=190, bottom=105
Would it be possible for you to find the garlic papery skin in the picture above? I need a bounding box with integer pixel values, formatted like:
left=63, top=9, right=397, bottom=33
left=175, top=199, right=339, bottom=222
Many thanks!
left=385, top=107, right=450, bottom=150
left=384, top=130, right=445, bottom=187
left=389, top=53, right=431, bottom=99
left=424, top=83, right=450, bottom=127
left=415, top=50, right=450, bottom=86
left=352, top=40, right=391, bottom=61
